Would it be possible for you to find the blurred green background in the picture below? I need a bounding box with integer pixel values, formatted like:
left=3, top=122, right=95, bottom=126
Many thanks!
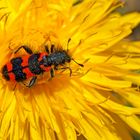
left=122, top=0, right=140, bottom=12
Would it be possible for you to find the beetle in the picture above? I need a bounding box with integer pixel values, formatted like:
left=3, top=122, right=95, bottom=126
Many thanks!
left=2, top=44, right=83, bottom=87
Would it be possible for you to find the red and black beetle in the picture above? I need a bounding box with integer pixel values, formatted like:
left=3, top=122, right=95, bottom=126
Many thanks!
left=2, top=45, right=83, bottom=87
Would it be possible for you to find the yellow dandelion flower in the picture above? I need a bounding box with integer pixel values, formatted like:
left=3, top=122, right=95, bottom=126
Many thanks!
left=0, top=0, right=140, bottom=140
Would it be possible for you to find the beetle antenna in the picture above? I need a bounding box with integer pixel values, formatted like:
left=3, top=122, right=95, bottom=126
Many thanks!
left=71, top=58, right=84, bottom=67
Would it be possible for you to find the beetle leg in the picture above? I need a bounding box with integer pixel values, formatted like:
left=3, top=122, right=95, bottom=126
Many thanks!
left=48, top=68, right=54, bottom=81
left=63, top=67, right=72, bottom=76
left=51, top=44, right=55, bottom=53
left=22, top=76, right=37, bottom=88
left=55, top=66, right=72, bottom=76
left=13, top=83, right=17, bottom=91
left=44, top=45, right=50, bottom=53
left=50, top=68, right=54, bottom=78
left=14, top=45, right=33, bottom=54
left=28, top=76, right=37, bottom=87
